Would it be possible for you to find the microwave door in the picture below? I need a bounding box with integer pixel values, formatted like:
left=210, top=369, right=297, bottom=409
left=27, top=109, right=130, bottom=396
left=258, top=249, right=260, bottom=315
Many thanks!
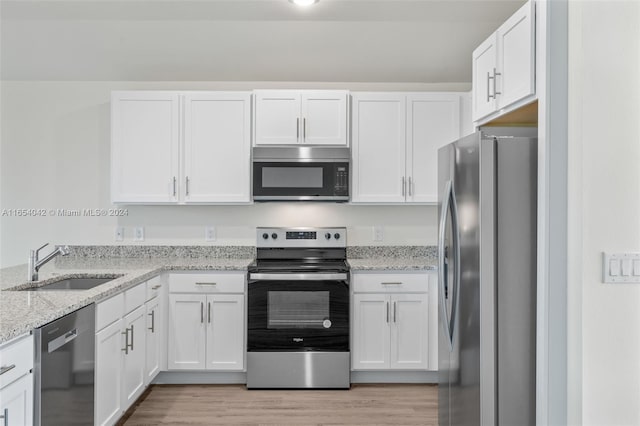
left=253, top=162, right=348, bottom=201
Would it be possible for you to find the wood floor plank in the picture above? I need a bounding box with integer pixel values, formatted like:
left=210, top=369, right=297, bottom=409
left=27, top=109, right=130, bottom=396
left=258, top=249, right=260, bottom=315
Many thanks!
left=119, top=384, right=437, bottom=426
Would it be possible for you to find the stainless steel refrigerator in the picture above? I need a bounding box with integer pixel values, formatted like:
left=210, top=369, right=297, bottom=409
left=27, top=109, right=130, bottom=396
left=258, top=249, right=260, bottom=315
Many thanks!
left=438, top=127, right=537, bottom=426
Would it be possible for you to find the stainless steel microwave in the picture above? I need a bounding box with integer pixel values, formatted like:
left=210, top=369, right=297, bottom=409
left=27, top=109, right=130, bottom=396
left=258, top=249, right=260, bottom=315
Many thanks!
left=252, top=147, right=350, bottom=201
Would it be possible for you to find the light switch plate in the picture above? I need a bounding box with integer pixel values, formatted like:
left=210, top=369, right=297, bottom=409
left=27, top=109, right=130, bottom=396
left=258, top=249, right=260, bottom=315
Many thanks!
left=205, top=226, right=216, bottom=242
left=603, top=252, right=640, bottom=283
left=134, top=226, right=145, bottom=242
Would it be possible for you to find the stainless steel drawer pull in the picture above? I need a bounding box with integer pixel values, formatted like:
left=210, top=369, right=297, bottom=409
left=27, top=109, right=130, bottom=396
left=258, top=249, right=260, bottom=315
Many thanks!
left=303, top=118, right=307, bottom=141
left=151, top=285, right=162, bottom=290
left=148, top=310, right=155, bottom=333
left=208, top=302, right=212, bottom=323
left=121, top=328, right=129, bottom=354
left=393, top=301, right=397, bottom=323
left=0, top=364, right=16, bottom=376
left=201, top=302, right=204, bottom=323
left=381, top=282, right=403, bottom=285
left=296, top=118, right=300, bottom=139
left=386, top=302, right=390, bottom=323
left=1, top=408, right=7, bottom=426
left=195, top=282, right=217, bottom=286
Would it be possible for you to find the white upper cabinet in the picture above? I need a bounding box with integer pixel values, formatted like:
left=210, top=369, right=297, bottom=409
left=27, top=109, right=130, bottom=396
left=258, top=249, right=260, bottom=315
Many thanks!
left=254, top=90, right=348, bottom=146
left=351, top=93, right=406, bottom=203
left=472, top=0, right=536, bottom=122
left=406, top=94, right=460, bottom=203
left=183, top=92, right=251, bottom=203
left=111, top=91, right=251, bottom=204
left=111, top=91, right=180, bottom=203
left=352, top=92, right=461, bottom=204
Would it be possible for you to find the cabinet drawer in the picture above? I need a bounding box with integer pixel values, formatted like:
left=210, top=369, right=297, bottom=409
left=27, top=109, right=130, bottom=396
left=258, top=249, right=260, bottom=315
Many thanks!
left=146, top=276, right=163, bottom=301
left=352, top=272, right=429, bottom=293
left=124, top=282, right=147, bottom=314
left=0, top=334, right=34, bottom=389
left=169, top=273, right=245, bottom=293
left=96, top=292, right=125, bottom=331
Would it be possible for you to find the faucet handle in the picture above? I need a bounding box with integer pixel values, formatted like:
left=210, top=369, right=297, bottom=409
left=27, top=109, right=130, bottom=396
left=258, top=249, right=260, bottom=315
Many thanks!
left=34, top=243, right=49, bottom=257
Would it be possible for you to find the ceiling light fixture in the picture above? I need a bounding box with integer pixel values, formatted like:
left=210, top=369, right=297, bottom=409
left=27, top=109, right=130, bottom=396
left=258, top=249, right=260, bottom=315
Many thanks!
left=289, top=0, right=319, bottom=6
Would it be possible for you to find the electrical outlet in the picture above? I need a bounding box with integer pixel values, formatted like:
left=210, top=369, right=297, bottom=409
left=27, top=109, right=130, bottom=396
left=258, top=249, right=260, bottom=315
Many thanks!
left=205, top=226, right=217, bottom=242
left=115, top=226, right=124, bottom=242
left=373, top=226, right=384, bottom=242
left=134, top=226, right=145, bottom=242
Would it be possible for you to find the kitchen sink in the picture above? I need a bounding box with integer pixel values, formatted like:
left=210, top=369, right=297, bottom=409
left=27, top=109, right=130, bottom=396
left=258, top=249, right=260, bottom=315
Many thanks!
left=22, top=275, right=123, bottom=291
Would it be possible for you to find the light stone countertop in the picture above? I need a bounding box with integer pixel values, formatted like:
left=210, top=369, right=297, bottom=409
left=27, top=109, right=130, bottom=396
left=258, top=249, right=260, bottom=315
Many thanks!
left=0, top=257, right=253, bottom=345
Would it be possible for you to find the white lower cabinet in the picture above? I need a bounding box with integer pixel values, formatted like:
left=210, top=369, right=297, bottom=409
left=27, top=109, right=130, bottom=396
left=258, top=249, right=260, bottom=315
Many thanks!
left=145, top=296, right=162, bottom=384
left=168, top=293, right=245, bottom=371
left=0, top=374, right=33, bottom=426
left=0, top=334, right=33, bottom=426
left=95, top=282, right=154, bottom=426
left=352, top=272, right=432, bottom=371
left=167, top=272, right=245, bottom=371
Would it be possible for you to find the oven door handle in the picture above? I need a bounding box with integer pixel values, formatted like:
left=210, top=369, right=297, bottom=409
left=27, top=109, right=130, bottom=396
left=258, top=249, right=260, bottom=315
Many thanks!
left=248, top=273, right=349, bottom=281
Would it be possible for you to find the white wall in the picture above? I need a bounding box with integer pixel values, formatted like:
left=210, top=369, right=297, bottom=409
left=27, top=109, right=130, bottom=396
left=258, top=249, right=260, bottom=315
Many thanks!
left=569, top=1, right=640, bottom=424
left=0, top=81, right=466, bottom=267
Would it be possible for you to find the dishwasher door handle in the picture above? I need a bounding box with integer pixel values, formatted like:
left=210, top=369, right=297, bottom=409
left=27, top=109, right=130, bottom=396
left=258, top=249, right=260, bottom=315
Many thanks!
left=48, top=328, right=78, bottom=353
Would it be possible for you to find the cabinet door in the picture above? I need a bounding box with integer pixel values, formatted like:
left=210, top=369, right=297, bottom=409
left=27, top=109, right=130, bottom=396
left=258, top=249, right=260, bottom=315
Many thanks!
left=472, top=35, right=498, bottom=122
left=95, top=319, right=123, bottom=426
left=0, top=373, right=33, bottom=426
left=496, top=0, right=535, bottom=109
left=183, top=92, right=251, bottom=203
left=406, top=94, right=460, bottom=203
left=205, top=294, right=245, bottom=370
left=254, top=91, right=301, bottom=145
left=390, top=293, right=429, bottom=370
left=111, top=91, right=180, bottom=203
left=145, top=297, right=161, bottom=385
left=352, top=294, right=390, bottom=370
left=351, top=93, right=406, bottom=203
left=122, top=305, right=146, bottom=410
left=168, top=294, right=206, bottom=370
left=300, top=91, right=348, bottom=145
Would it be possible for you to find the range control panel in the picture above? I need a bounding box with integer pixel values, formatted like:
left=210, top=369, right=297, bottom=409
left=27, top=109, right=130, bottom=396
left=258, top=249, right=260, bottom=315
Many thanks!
left=257, top=227, right=346, bottom=248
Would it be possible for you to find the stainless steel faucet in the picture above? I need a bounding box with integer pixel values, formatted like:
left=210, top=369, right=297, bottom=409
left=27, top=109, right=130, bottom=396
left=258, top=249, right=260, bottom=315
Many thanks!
left=28, top=243, right=70, bottom=281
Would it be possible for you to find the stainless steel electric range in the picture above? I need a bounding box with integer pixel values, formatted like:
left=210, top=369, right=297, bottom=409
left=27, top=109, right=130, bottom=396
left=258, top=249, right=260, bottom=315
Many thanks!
left=246, top=227, right=350, bottom=389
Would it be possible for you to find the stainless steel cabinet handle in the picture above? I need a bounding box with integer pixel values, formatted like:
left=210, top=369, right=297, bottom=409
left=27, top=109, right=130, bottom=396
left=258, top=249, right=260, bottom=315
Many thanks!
left=493, top=68, right=502, bottom=96
left=303, top=118, right=306, bottom=141
left=296, top=118, right=300, bottom=140
left=0, top=365, right=16, bottom=376
left=208, top=302, right=211, bottom=324
left=186, top=176, right=190, bottom=196
left=393, top=301, right=397, bottom=323
left=130, top=325, right=134, bottom=351
left=152, top=285, right=162, bottom=290
left=148, top=310, right=155, bottom=333
left=1, top=408, right=7, bottom=426
left=408, top=177, right=413, bottom=196
left=201, top=302, right=204, bottom=323
left=381, top=282, right=403, bottom=285
left=173, top=177, right=177, bottom=197
left=121, top=328, right=129, bottom=354
left=402, top=177, right=406, bottom=196
left=386, top=301, right=390, bottom=324
left=487, top=71, right=493, bottom=101
left=195, top=282, right=217, bottom=286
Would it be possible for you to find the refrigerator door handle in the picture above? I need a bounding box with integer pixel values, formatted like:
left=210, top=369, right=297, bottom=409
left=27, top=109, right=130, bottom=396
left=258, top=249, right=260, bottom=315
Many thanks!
left=438, top=179, right=460, bottom=350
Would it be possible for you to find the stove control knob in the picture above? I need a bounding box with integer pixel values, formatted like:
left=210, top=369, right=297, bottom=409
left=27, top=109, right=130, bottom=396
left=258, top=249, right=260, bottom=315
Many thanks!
left=271, top=233, right=278, bottom=240
left=262, top=233, right=269, bottom=240
left=325, top=232, right=332, bottom=240
left=334, top=233, right=341, bottom=240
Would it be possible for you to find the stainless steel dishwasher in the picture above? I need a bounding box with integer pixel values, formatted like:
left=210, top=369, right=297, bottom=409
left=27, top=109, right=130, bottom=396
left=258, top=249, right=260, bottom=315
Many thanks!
left=34, top=304, right=95, bottom=426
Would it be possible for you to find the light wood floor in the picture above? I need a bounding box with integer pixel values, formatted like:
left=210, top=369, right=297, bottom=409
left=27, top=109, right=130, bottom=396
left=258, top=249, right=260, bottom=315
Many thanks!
left=119, top=384, right=438, bottom=426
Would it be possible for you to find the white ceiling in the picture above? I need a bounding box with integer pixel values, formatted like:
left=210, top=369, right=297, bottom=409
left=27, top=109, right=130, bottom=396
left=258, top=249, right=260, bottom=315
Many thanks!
left=0, top=0, right=527, bottom=82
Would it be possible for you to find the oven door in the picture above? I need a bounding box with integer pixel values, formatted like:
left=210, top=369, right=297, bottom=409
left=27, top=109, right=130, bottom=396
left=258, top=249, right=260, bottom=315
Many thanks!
left=247, top=275, right=349, bottom=352
left=252, top=161, right=349, bottom=201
